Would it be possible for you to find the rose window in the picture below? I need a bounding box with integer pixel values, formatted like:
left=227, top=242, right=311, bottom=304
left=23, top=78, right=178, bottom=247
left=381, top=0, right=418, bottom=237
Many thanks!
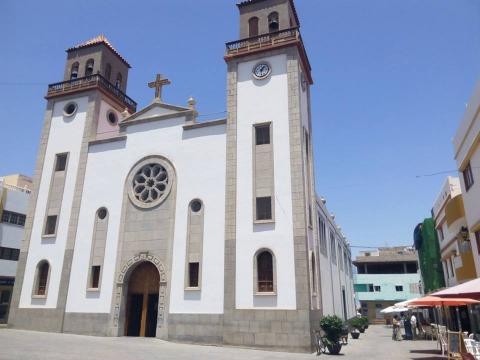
left=127, top=158, right=173, bottom=208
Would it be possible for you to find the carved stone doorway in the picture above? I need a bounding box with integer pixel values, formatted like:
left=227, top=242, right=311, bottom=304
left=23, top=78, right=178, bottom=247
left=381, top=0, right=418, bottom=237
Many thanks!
left=125, top=262, right=159, bottom=337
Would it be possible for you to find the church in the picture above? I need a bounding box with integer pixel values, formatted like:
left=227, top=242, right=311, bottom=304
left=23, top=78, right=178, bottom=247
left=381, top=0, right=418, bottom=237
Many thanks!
left=8, top=0, right=355, bottom=352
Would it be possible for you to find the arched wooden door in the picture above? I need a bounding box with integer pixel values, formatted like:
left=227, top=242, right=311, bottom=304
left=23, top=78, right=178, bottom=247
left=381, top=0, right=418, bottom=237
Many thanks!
left=125, top=262, right=159, bottom=337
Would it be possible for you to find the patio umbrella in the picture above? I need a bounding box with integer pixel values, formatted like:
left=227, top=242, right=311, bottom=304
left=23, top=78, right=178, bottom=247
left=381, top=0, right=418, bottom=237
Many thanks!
left=407, top=296, right=480, bottom=332
left=408, top=296, right=480, bottom=307
left=380, top=306, right=410, bottom=314
left=432, top=278, right=480, bottom=299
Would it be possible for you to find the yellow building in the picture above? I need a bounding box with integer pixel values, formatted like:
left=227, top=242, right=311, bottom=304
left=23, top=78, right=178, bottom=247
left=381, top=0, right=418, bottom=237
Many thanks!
left=432, top=177, right=477, bottom=287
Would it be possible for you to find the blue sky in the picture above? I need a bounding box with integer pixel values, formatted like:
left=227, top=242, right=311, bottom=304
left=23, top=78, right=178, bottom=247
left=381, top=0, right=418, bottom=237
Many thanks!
left=1, top=0, right=479, bottom=256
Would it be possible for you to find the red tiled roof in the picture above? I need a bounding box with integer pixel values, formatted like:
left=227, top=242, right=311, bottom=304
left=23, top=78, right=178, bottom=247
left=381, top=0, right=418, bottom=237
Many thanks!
left=66, top=35, right=131, bottom=68
left=237, top=0, right=300, bottom=27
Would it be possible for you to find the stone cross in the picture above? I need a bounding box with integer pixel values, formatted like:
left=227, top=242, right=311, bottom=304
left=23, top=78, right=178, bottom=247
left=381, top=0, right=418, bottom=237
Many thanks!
left=148, top=74, right=171, bottom=101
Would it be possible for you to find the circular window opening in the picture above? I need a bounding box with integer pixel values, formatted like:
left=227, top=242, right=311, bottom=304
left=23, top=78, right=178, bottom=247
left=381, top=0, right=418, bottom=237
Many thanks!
left=107, top=110, right=117, bottom=125
left=190, top=200, right=202, bottom=213
left=127, top=158, right=174, bottom=209
left=63, top=102, right=78, bottom=117
left=97, top=208, right=108, bottom=220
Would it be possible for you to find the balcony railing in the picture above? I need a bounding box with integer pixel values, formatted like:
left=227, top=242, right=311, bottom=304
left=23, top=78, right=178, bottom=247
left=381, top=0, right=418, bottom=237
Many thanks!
left=47, top=74, right=137, bottom=112
left=226, top=27, right=301, bottom=56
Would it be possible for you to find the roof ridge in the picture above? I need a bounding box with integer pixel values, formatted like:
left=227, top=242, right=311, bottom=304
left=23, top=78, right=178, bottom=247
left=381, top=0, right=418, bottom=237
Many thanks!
left=66, top=35, right=131, bottom=68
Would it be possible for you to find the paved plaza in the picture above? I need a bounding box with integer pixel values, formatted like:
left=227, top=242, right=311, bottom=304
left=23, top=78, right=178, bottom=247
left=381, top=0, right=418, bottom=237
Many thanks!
left=0, top=325, right=446, bottom=360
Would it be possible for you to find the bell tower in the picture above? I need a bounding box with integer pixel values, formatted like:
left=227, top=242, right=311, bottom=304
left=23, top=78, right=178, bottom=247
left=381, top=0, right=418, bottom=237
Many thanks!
left=223, top=0, right=319, bottom=353
left=9, top=36, right=137, bottom=333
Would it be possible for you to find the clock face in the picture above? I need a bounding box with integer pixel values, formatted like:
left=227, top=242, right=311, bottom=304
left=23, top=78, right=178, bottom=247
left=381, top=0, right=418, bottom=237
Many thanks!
left=253, top=63, right=271, bottom=79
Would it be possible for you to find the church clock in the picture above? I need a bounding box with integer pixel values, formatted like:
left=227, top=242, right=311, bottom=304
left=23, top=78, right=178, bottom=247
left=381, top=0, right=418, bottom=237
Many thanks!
left=253, top=63, right=271, bottom=79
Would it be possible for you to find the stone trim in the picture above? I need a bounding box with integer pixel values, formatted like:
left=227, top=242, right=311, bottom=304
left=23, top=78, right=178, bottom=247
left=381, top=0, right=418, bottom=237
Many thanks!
left=120, top=103, right=194, bottom=129
left=252, top=248, right=277, bottom=296
left=184, top=199, right=204, bottom=290
left=8, top=100, right=54, bottom=327
left=252, top=121, right=275, bottom=223
left=286, top=48, right=311, bottom=311
left=182, top=118, right=226, bottom=130
left=223, top=61, right=238, bottom=315
left=57, top=91, right=101, bottom=332
left=86, top=208, right=109, bottom=291
left=112, top=253, right=168, bottom=336
left=31, top=259, right=52, bottom=299
left=88, top=135, right=127, bottom=146
left=41, top=152, right=70, bottom=238
left=125, top=155, right=175, bottom=210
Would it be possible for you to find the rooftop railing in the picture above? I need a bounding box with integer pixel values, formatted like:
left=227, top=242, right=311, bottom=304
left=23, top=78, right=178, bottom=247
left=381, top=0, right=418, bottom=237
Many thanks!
left=47, top=74, right=137, bottom=112
left=226, top=27, right=301, bottom=55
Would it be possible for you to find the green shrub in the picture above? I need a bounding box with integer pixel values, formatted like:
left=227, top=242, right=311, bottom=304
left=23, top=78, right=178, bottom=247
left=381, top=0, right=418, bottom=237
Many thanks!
left=349, top=317, right=363, bottom=330
left=319, top=315, right=343, bottom=346
left=359, top=316, right=369, bottom=327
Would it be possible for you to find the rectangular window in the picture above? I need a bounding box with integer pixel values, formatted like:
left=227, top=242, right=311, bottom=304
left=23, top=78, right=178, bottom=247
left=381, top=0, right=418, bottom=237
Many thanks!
left=374, top=285, right=381, bottom=292
left=395, top=285, right=403, bottom=292
left=44, top=215, right=57, bottom=236
left=319, top=216, right=328, bottom=255
left=0, top=247, right=19, bottom=261
left=368, top=284, right=374, bottom=292
left=438, top=227, right=444, bottom=241
left=0, top=210, right=26, bottom=227
left=55, top=153, right=68, bottom=172
left=330, top=232, right=337, bottom=264
left=90, top=266, right=101, bottom=289
left=256, top=197, right=272, bottom=221
left=476, top=231, right=480, bottom=255
left=188, top=262, right=199, bottom=288
left=463, top=162, right=474, bottom=191
left=0, top=290, right=10, bottom=304
left=255, top=124, right=270, bottom=145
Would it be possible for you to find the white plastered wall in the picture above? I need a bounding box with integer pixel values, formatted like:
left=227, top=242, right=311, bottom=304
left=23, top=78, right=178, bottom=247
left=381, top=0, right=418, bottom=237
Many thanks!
left=235, top=54, right=297, bottom=309
left=65, top=113, right=226, bottom=314
left=19, top=96, right=88, bottom=308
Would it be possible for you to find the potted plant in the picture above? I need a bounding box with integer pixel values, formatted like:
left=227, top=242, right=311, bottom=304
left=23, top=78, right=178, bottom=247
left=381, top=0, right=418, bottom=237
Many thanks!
left=360, top=316, right=369, bottom=330
left=349, top=317, right=362, bottom=339
left=351, top=328, right=360, bottom=339
left=320, top=315, right=343, bottom=355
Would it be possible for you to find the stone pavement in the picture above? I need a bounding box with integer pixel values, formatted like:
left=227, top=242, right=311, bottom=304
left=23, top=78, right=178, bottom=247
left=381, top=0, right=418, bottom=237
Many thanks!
left=0, top=325, right=445, bottom=360
left=340, top=324, right=445, bottom=360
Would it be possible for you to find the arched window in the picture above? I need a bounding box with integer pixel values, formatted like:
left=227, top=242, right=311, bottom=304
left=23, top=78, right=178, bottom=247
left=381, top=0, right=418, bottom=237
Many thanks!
left=85, top=59, right=94, bottom=76
left=36, top=260, right=50, bottom=296
left=105, top=63, right=112, bottom=81
left=311, top=254, right=316, bottom=293
left=248, top=17, right=259, bottom=37
left=268, top=12, right=279, bottom=33
left=115, top=72, right=122, bottom=89
left=257, top=250, right=274, bottom=292
left=70, top=62, right=79, bottom=80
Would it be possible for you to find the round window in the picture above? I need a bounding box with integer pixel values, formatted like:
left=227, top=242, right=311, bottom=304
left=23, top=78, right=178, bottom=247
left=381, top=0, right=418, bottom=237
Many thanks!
left=97, top=208, right=108, bottom=220
left=63, top=102, right=78, bottom=117
left=127, top=157, right=174, bottom=209
left=190, top=200, right=202, bottom=213
left=107, top=110, right=117, bottom=125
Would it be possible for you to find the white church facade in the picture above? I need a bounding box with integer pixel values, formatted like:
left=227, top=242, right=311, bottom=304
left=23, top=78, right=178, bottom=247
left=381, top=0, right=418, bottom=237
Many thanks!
left=9, top=0, right=355, bottom=352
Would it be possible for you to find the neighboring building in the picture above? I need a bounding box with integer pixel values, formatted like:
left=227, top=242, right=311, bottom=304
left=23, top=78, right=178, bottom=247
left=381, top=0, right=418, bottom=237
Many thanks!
left=316, top=197, right=356, bottom=321
left=413, top=218, right=446, bottom=293
left=432, top=177, right=476, bottom=287
left=8, top=0, right=355, bottom=352
left=0, top=175, right=31, bottom=323
left=353, top=247, right=422, bottom=324
left=453, top=80, right=480, bottom=277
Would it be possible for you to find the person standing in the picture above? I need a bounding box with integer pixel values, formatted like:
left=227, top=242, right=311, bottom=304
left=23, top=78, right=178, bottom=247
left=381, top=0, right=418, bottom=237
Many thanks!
left=392, top=315, right=402, bottom=341
left=411, top=314, right=417, bottom=340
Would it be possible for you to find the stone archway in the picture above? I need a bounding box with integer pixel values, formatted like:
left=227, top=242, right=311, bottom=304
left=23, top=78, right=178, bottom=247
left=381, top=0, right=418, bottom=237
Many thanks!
left=113, top=253, right=167, bottom=338
left=125, top=262, right=159, bottom=337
